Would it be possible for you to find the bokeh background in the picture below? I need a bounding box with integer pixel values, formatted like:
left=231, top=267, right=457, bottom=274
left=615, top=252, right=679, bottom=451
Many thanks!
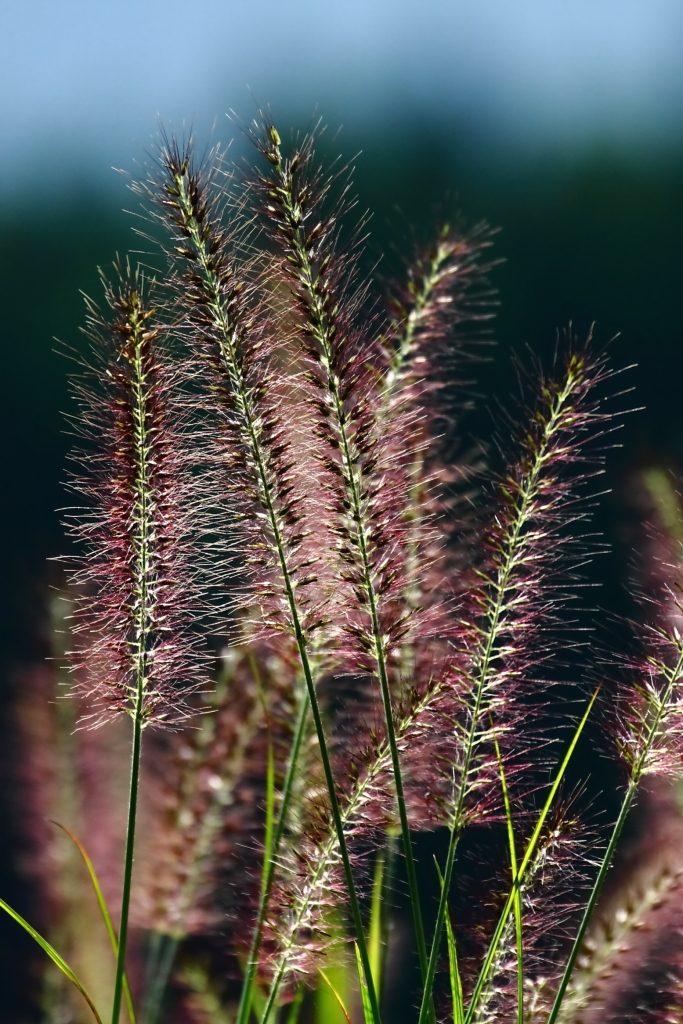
left=2, top=1, right=683, bottom=1017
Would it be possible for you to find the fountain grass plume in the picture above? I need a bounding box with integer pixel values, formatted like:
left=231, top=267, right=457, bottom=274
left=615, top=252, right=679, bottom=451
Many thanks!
left=64, top=261, right=210, bottom=1024
left=10, top=112, right=683, bottom=1024
left=141, top=132, right=386, bottom=1024
left=64, top=261, right=208, bottom=727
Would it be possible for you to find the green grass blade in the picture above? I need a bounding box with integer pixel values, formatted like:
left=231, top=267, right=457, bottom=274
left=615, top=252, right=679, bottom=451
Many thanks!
left=261, top=735, right=275, bottom=897
left=235, top=949, right=269, bottom=1022
left=51, top=821, right=137, bottom=1024
left=285, top=986, right=305, bottom=1024
left=547, top=648, right=683, bottom=1024
left=313, top=912, right=353, bottom=1024
left=111, top=707, right=144, bottom=1024
left=545, top=776, right=637, bottom=1024
left=444, top=901, right=464, bottom=1024
left=240, top=693, right=310, bottom=1024
left=464, top=686, right=599, bottom=1024
left=141, top=932, right=178, bottom=1024
left=489, top=723, right=524, bottom=1024
left=319, top=969, right=353, bottom=1024
left=368, top=852, right=385, bottom=994
left=250, top=647, right=276, bottom=908
left=434, top=859, right=464, bottom=1024
left=354, top=941, right=375, bottom=1024
left=0, top=896, right=104, bottom=1024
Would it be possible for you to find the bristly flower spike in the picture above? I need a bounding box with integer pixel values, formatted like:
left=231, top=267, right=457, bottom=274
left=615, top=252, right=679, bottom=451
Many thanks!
left=141, top=135, right=383, bottom=1024
left=65, top=261, right=208, bottom=1024
left=379, top=220, right=497, bottom=414
left=420, top=345, right=615, bottom=1024
left=374, top=224, right=498, bottom=691
left=250, top=119, right=444, bottom=1013
left=67, top=263, right=206, bottom=728
left=549, top=474, right=683, bottom=1022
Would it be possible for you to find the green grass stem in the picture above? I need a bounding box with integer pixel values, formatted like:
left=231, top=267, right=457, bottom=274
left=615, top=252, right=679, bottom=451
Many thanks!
left=490, top=723, right=524, bottom=1024
left=171, top=165, right=380, bottom=1024
left=51, top=822, right=136, bottom=1024
left=111, top=712, right=143, bottom=1024
left=267, top=133, right=431, bottom=1020
left=547, top=647, right=683, bottom=1024
left=464, top=687, right=599, bottom=1024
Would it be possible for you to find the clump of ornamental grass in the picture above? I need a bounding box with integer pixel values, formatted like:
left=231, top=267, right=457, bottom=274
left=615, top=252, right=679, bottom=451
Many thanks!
left=6, top=114, right=683, bottom=1024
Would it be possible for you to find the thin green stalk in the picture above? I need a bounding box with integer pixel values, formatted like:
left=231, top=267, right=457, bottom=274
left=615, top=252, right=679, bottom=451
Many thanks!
left=112, top=290, right=155, bottom=1024
left=172, top=169, right=380, bottom=1024
left=141, top=933, right=178, bottom=1024
left=267, top=134, right=432, bottom=1015
left=355, top=941, right=376, bottom=1024
left=262, top=735, right=275, bottom=901
left=251, top=649, right=276, bottom=907
left=491, top=723, right=524, bottom=1024
left=235, top=693, right=309, bottom=1024
left=463, top=688, right=599, bottom=1024
left=112, top=713, right=143, bottom=1024
left=0, top=897, right=104, bottom=1024
left=368, top=852, right=385, bottom=992
left=434, top=860, right=464, bottom=1024
left=418, top=366, right=588, bottom=1024
left=380, top=834, right=398, bottom=993
left=52, top=822, right=136, bottom=1024
left=546, top=647, right=683, bottom=1024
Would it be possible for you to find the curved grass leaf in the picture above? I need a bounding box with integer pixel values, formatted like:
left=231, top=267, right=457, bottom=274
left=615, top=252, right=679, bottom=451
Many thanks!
left=354, top=941, right=375, bottom=1024
left=51, top=821, right=136, bottom=1024
left=319, top=969, right=353, bottom=1024
left=463, top=685, right=600, bottom=1024
left=434, top=859, right=464, bottom=1024
left=0, top=896, right=103, bottom=1024
left=368, top=852, right=385, bottom=994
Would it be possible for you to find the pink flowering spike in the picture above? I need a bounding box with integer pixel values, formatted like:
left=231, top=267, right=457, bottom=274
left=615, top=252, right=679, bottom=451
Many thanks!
left=449, top=343, right=616, bottom=825
left=612, top=470, right=683, bottom=783
left=466, top=807, right=595, bottom=1024
left=139, top=135, right=328, bottom=653
left=248, top=120, right=456, bottom=997
left=64, top=260, right=208, bottom=728
left=139, top=131, right=383, bottom=1024
left=379, top=220, right=498, bottom=419
left=248, top=122, right=419, bottom=676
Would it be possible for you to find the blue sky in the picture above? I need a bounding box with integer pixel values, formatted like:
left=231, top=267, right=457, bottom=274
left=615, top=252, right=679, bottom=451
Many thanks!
left=3, top=0, right=683, bottom=197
